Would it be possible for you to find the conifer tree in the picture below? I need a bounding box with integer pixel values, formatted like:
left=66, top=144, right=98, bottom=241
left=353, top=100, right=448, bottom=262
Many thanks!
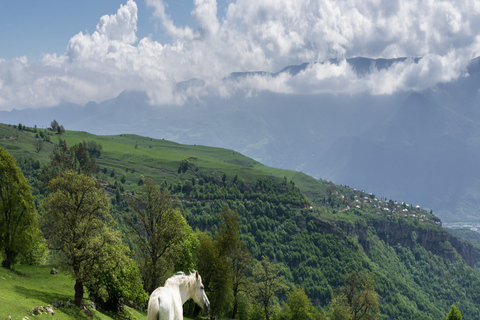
left=446, top=304, right=462, bottom=320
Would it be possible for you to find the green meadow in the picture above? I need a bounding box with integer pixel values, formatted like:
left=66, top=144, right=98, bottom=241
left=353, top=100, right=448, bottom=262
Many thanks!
left=0, top=123, right=327, bottom=200
left=0, top=265, right=147, bottom=320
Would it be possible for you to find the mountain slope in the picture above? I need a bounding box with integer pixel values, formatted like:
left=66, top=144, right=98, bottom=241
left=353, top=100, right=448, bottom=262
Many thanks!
left=3, top=124, right=480, bottom=319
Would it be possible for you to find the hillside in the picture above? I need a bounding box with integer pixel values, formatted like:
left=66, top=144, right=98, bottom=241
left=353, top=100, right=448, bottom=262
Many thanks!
left=3, top=122, right=480, bottom=319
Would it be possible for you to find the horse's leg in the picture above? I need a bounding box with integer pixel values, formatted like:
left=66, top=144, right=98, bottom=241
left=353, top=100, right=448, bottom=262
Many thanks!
left=173, top=296, right=183, bottom=320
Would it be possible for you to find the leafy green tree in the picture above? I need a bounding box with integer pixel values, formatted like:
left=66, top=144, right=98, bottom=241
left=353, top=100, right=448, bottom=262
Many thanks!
left=329, top=295, right=351, bottom=320
left=50, top=119, right=59, bottom=132
left=253, top=256, right=289, bottom=320
left=330, top=271, right=379, bottom=320
left=195, top=207, right=243, bottom=318
left=42, top=141, right=97, bottom=185
left=41, top=170, right=116, bottom=307
left=86, top=241, right=148, bottom=312
left=196, top=230, right=233, bottom=318
left=284, top=286, right=316, bottom=320
left=446, top=304, right=462, bottom=320
left=33, top=138, right=43, bottom=153
left=216, top=206, right=240, bottom=256
left=126, top=178, right=196, bottom=294
left=82, top=140, right=102, bottom=158
left=17, top=236, right=49, bottom=266
left=0, top=147, right=39, bottom=270
left=231, top=241, right=253, bottom=319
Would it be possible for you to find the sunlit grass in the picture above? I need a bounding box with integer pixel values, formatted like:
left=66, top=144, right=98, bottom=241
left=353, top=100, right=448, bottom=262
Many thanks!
left=0, top=264, right=148, bottom=320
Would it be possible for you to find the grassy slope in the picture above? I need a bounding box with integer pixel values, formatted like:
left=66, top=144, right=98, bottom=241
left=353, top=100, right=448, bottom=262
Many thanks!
left=0, top=124, right=327, bottom=200
left=0, top=264, right=143, bottom=320
left=0, top=264, right=207, bottom=320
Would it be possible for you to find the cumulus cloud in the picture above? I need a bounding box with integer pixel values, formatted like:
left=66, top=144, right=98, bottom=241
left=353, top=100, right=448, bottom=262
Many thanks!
left=0, top=0, right=479, bottom=110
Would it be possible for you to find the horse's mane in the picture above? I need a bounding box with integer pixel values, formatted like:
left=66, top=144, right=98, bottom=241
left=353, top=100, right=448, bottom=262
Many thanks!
left=164, top=271, right=197, bottom=288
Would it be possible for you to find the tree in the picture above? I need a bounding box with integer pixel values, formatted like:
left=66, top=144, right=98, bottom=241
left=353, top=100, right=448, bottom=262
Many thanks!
left=42, top=141, right=97, bottom=184
left=33, top=138, right=43, bottom=153
left=83, top=140, right=103, bottom=158
left=253, top=256, right=289, bottom=320
left=40, top=170, right=116, bottom=307
left=196, top=230, right=233, bottom=319
left=231, top=241, right=253, bottom=319
left=446, top=304, right=462, bottom=320
left=50, top=119, right=59, bottom=132
left=126, top=178, right=196, bottom=294
left=0, top=148, right=38, bottom=270
left=330, top=271, right=380, bottom=320
left=86, top=241, right=148, bottom=312
left=284, top=286, right=316, bottom=320
left=216, top=206, right=240, bottom=256
left=194, top=206, right=244, bottom=318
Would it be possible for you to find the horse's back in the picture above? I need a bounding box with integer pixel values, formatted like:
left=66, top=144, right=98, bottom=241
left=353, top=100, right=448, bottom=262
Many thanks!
left=147, top=286, right=181, bottom=320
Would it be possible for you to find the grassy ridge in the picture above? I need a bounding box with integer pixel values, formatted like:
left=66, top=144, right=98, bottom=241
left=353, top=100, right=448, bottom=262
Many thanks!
left=0, top=124, right=327, bottom=200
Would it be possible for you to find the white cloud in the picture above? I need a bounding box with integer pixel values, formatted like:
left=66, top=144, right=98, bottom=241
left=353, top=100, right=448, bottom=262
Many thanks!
left=0, top=0, right=480, bottom=110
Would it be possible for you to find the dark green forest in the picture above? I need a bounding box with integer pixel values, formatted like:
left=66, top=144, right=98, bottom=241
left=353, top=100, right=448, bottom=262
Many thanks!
left=1, top=122, right=479, bottom=319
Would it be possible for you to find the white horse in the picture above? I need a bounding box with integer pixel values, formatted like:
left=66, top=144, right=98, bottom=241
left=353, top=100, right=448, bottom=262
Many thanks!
left=147, top=271, right=210, bottom=320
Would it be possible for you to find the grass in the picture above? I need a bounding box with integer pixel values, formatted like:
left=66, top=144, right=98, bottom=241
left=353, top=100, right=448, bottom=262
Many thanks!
left=0, top=264, right=99, bottom=320
left=0, top=264, right=206, bottom=320
left=0, top=123, right=328, bottom=201
left=0, top=263, right=161, bottom=320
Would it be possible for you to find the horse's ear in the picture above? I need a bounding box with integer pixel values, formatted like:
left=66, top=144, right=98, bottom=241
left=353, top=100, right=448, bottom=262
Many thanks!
left=195, top=270, right=199, bottom=280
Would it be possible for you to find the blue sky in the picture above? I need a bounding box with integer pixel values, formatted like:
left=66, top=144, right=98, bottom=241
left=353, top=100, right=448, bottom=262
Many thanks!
left=0, top=0, right=235, bottom=61
left=0, top=0, right=479, bottom=110
left=0, top=0, right=200, bottom=60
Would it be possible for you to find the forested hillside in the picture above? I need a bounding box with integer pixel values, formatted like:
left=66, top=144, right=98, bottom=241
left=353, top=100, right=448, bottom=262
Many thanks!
left=2, top=122, right=480, bottom=319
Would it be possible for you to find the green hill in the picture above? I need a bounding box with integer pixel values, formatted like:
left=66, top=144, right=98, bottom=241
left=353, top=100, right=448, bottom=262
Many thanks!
left=3, top=122, right=480, bottom=319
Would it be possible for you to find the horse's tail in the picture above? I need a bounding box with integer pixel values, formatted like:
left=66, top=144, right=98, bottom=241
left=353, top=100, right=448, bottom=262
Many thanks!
left=147, top=295, right=161, bottom=320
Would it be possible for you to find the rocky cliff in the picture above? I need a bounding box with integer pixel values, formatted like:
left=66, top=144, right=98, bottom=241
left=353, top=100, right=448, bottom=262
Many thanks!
left=308, top=215, right=480, bottom=267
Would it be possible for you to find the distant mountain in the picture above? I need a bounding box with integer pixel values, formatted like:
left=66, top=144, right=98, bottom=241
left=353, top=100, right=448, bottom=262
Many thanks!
left=2, top=57, right=480, bottom=222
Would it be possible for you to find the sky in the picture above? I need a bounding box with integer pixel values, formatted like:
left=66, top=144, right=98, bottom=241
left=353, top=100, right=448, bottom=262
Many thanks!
left=0, top=0, right=479, bottom=110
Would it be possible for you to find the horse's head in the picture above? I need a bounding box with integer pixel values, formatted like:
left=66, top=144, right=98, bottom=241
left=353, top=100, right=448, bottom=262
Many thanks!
left=190, top=270, right=210, bottom=312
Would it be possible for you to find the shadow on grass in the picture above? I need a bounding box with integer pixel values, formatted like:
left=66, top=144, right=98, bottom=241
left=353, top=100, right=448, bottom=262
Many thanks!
left=14, top=284, right=71, bottom=304
left=13, top=285, right=89, bottom=318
